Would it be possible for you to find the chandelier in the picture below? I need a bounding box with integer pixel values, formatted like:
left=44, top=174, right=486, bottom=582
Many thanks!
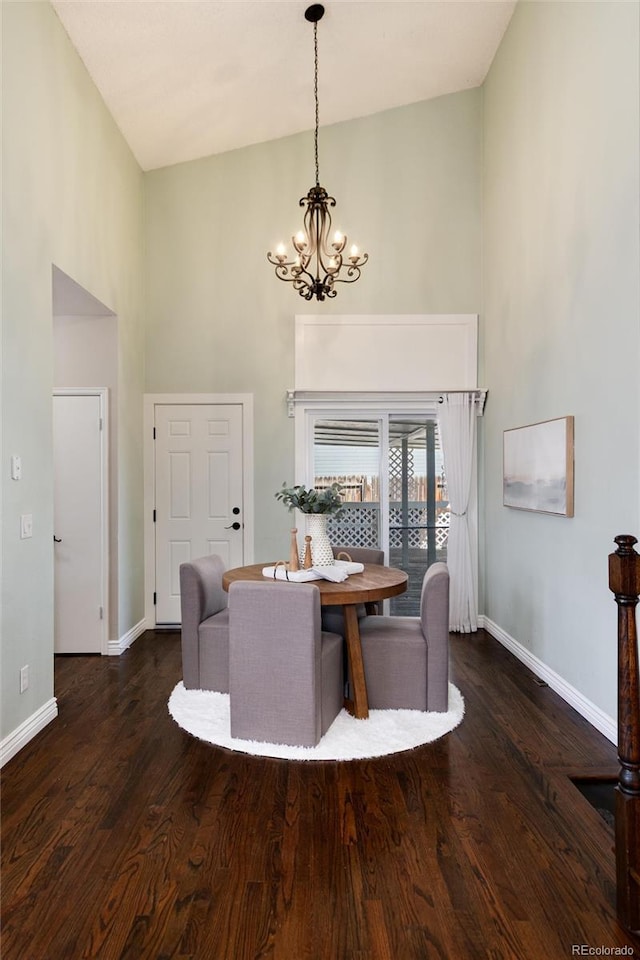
left=267, top=4, right=368, bottom=301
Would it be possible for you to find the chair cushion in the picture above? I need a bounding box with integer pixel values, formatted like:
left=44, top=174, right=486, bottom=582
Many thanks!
left=359, top=615, right=427, bottom=710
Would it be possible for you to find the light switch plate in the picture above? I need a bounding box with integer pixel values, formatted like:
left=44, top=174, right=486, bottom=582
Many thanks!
left=20, top=514, right=33, bottom=539
left=11, top=455, right=22, bottom=480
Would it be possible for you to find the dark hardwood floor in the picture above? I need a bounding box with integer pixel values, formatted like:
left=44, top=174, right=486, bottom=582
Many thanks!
left=2, top=629, right=638, bottom=959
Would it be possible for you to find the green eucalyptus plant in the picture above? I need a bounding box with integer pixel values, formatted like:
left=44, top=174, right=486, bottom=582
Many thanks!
left=275, top=482, right=344, bottom=516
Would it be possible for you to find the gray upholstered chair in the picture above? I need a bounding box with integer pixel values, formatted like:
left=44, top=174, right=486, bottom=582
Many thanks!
left=321, top=544, right=385, bottom=636
left=331, top=544, right=385, bottom=567
left=359, top=562, right=450, bottom=712
left=179, top=554, right=230, bottom=692
left=228, top=581, right=343, bottom=747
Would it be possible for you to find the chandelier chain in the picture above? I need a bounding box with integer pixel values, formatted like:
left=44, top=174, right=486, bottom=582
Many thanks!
left=314, top=21, right=319, bottom=186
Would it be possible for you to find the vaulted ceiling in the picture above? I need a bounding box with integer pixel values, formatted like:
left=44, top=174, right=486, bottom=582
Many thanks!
left=51, top=0, right=516, bottom=171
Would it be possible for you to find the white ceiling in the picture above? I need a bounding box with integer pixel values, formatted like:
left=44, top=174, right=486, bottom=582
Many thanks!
left=50, top=0, right=516, bottom=172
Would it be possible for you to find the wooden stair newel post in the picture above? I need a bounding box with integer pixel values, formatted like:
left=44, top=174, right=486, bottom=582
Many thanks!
left=609, top=534, right=640, bottom=935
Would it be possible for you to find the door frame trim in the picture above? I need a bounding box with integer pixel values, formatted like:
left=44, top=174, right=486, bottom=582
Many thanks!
left=53, top=387, right=110, bottom=654
left=143, top=393, right=254, bottom=628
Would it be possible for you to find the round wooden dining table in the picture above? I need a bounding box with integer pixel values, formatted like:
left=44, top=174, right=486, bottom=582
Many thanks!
left=223, top=562, right=408, bottom=719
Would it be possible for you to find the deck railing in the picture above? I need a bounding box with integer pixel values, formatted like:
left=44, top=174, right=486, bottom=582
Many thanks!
left=326, top=501, right=450, bottom=552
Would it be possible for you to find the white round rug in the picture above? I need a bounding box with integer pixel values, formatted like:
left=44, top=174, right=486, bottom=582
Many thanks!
left=168, top=682, right=464, bottom=761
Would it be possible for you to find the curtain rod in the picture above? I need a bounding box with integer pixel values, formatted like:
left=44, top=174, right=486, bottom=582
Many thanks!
left=286, top=389, right=488, bottom=417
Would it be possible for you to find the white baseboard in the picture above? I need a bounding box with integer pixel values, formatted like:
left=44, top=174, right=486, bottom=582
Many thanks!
left=0, top=697, right=58, bottom=768
left=479, top=615, right=617, bottom=745
left=108, top=617, right=148, bottom=656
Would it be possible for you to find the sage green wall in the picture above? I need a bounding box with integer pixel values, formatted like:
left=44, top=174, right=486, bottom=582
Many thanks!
left=144, top=90, right=482, bottom=559
left=1, top=2, right=145, bottom=743
left=481, top=1, right=640, bottom=720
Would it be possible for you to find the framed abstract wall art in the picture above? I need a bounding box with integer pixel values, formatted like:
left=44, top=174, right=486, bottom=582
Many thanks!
left=503, top=416, right=574, bottom=517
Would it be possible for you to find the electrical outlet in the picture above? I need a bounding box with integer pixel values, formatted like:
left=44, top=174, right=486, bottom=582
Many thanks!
left=20, top=665, right=29, bottom=694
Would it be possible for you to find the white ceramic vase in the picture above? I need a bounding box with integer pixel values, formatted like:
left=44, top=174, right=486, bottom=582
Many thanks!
left=300, top=513, right=334, bottom=566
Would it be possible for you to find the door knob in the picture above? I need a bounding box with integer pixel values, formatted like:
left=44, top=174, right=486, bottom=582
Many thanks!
left=53, top=535, right=63, bottom=543
left=224, top=522, right=241, bottom=531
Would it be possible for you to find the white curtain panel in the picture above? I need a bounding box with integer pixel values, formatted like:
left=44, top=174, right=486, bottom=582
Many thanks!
left=438, top=393, right=477, bottom=633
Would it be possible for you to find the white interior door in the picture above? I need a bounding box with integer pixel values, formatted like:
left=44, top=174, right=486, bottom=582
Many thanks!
left=154, top=403, right=244, bottom=624
left=53, top=392, right=107, bottom=653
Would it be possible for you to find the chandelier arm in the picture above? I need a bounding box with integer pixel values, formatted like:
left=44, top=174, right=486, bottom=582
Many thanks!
left=301, top=204, right=319, bottom=257
left=268, top=267, right=320, bottom=302
left=267, top=253, right=316, bottom=290
left=297, top=264, right=319, bottom=289
left=269, top=261, right=298, bottom=280
left=267, top=254, right=299, bottom=271
left=312, top=202, right=330, bottom=272
left=294, top=278, right=315, bottom=300
left=329, top=261, right=368, bottom=284
left=311, top=194, right=339, bottom=276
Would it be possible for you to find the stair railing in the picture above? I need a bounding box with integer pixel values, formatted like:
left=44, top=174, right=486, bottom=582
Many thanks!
left=608, top=534, right=640, bottom=935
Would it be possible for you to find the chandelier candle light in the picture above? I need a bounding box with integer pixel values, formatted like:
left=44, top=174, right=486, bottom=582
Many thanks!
left=267, top=4, right=368, bottom=301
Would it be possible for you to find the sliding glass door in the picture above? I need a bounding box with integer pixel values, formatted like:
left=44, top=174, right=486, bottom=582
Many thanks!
left=387, top=418, right=448, bottom=614
left=311, top=415, right=449, bottom=615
